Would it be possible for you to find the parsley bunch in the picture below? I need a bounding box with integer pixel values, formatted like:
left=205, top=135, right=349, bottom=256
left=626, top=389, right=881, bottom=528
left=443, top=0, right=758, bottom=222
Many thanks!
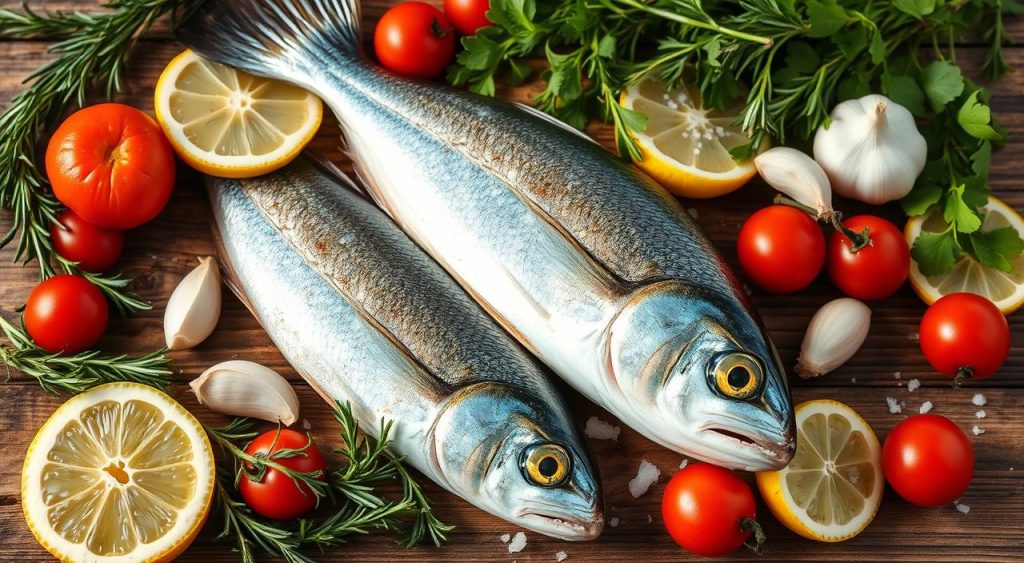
left=448, top=0, right=1023, bottom=275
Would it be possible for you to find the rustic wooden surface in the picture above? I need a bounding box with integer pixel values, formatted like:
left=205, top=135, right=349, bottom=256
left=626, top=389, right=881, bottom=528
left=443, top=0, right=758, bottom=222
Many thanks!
left=1, top=1, right=1023, bottom=561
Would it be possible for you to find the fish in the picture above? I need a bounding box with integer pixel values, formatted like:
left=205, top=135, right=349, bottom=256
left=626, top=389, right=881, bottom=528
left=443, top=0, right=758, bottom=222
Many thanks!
left=178, top=0, right=796, bottom=471
left=205, top=156, right=603, bottom=540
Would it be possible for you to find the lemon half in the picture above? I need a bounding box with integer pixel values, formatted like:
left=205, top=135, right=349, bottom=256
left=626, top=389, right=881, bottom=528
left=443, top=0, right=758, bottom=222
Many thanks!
left=154, top=49, right=322, bottom=178
left=905, top=195, right=1024, bottom=313
left=756, top=400, right=883, bottom=542
left=619, top=76, right=758, bottom=198
left=22, top=383, right=215, bottom=562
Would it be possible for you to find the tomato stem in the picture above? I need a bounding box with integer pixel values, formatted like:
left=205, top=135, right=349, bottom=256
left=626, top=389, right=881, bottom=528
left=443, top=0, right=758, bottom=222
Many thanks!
left=953, top=366, right=973, bottom=388
left=431, top=18, right=448, bottom=38
left=740, top=517, right=766, bottom=555
left=772, top=195, right=872, bottom=252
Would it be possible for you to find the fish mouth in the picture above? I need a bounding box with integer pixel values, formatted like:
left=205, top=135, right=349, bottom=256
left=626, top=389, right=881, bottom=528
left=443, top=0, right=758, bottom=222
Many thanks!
left=518, top=507, right=604, bottom=541
left=700, top=424, right=794, bottom=471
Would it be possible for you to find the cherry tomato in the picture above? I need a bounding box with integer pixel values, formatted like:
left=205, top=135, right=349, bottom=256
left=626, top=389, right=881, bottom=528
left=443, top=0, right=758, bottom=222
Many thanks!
left=827, top=215, right=909, bottom=300
left=50, top=210, right=125, bottom=273
left=24, top=275, right=109, bottom=354
left=736, top=205, right=825, bottom=293
left=46, top=103, right=175, bottom=230
left=662, top=463, right=760, bottom=557
left=444, top=0, right=491, bottom=35
left=238, top=429, right=327, bottom=520
left=882, top=414, right=974, bottom=507
left=374, top=2, right=456, bottom=79
left=919, top=293, right=1009, bottom=384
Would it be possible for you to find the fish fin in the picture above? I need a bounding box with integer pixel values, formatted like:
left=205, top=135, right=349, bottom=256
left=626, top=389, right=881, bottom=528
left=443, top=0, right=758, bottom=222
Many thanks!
left=300, top=152, right=372, bottom=200
left=514, top=102, right=599, bottom=146
left=175, top=0, right=361, bottom=82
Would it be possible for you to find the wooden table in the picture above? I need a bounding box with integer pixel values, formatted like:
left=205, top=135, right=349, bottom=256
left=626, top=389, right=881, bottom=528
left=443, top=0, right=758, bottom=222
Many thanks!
left=1, top=1, right=1022, bottom=561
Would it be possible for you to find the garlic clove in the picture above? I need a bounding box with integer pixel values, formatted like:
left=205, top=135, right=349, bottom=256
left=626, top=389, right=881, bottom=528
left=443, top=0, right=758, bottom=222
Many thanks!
left=754, top=147, right=833, bottom=216
left=796, top=298, right=871, bottom=379
left=813, top=94, right=927, bottom=205
left=190, top=360, right=300, bottom=425
left=164, top=256, right=222, bottom=350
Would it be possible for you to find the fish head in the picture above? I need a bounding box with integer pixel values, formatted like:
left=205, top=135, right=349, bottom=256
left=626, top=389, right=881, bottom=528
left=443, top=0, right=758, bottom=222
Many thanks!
left=432, top=382, right=603, bottom=540
left=608, top=282, right=795, bottom=471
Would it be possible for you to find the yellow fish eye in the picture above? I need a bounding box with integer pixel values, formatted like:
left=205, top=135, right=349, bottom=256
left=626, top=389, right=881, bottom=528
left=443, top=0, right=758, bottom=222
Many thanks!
left=521, top=443, right=571, bottom=487
left=711, top=352, right=763, bottom=400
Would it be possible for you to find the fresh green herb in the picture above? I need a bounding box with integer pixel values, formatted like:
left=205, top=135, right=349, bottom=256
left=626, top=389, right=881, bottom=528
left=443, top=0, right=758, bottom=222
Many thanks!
left=205, top=402, right=450, bottom=563
left=448, top=0, right=1022, bottom=274
left=0, top=314, right=170, bottom=393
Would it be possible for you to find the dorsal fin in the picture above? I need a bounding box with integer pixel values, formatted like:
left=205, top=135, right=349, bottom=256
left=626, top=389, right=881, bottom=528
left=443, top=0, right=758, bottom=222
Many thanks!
left=514, top=102, right=600, bottom=146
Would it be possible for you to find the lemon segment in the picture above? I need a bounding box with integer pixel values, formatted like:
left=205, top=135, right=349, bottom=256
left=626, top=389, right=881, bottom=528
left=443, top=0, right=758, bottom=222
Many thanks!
left=619, top=76, right=759, bottom=199
left=154, top=49, right=323, bottom=178
left=905, top=195, right=1024, bottom=313
left=23, top=383, right=215, bottom=562
left=756, top=400, right=882, bottom=542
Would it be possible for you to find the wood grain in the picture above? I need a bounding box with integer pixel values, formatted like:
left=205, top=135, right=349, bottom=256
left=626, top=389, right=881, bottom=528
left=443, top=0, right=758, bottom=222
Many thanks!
left=1, top=1, right=1023, bottom=561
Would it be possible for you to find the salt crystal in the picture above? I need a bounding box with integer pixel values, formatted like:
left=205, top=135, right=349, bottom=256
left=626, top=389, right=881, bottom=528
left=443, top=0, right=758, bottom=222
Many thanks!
left=886, top=396, right=903, bottom=414
left=972, top=393, right=987, bottom=406
left=851, top=377, right=857, bottom=384
left=715, top=126, right=725, bottom=137
left=894, top=371, right=902, bottom=380
left=584, top=416, right=620, bottom=441
left=954, top=500, right=971, bottom=514
left=919, top=401, right=933, bottom=414
left=908, top=332, right=920, bottom=343
left=907, top=378, right=920, bottom=392
left=703, top=130, right=714, bottom=140
left=302, top=419, right=312, bottom=430
left=628, top=459, right=661, bottom=498
left=972, top=425, right=985, bottom=436
left=679, top=458, right=689, bottom=469
left=500, top=533, right=511, bottom=543
left=609, top=517, right=620, bottom=527
left=646, top=514, right=653, bottom=524
left=846, top=466, right=860, bottom=485
left=692, top=147, right=700, bottom=155
left=976, top=410, right=986, bottom=419
left=666, top=100, right=679, bottom=110
left=555, top=551, right=568, bottom=562
left=508, top=532, right=527, bottom=553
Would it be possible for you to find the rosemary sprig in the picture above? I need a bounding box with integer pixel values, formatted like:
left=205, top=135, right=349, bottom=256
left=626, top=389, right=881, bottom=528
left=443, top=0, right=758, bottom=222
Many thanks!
left=0, top=314, right=170, bottom=393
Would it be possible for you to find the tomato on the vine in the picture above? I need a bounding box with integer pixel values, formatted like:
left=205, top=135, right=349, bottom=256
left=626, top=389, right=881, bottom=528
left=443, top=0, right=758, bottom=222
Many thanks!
left=444, top=0, right=491, bottom=36
left=737, top=205, right=825, bottom=294
left=50, top=210, right=124, bottom=273
left=24, top=274, right=109, bottom=354
left=238, top=429, right=327, bottom=520
left=662, top=463, right=762, bottom=557
left=46, top=103, right=175, bottom=230
left=919, top=292, right=1009, bottom=385
left=882, top=414, right=974, bottom=507
left=374, top=2, right=456, bottom=80
left=827, top=215, right=909, bottom=300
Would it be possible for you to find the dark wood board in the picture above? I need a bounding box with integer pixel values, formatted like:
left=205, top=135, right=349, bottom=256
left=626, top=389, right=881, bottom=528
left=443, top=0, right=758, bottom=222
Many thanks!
left=0, top=1, right=1022, bottom=561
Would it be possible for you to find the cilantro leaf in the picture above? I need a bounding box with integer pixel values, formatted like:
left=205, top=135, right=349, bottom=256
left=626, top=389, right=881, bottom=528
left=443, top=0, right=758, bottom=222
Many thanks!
left=958, top=91, right=1005, bottom=140
left=806, top=0, right=849, bottom=38
left=921, top=61, right=964, bottom=112
left=882, top=73, right=925, bottom=116
left=912, top=231, right=962, bottom=276
left=943, top=185, right=982, bottom=234
left=901, top=182, right=943, bottom=216
left=894, top=0, right=936, bottom=18
left=968, top=228, right=1024, bottom=273
left=456, top=34, right=503, bottom=71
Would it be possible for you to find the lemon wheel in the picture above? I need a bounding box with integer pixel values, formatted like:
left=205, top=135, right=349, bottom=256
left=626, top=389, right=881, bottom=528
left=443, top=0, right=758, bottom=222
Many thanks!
left=22, top=383, right=215, bottom=562
left=906, top=195, right=1024, bottom=313
left=756, top=400, right=882, bottom=542
left=619, top=76, right=759, bottom=198
left=154, top=49, right=322, bottom=178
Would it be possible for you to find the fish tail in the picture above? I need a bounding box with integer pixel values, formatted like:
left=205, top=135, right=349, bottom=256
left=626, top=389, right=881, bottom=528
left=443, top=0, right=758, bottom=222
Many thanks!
left=175, top=0, right=360, bottom=83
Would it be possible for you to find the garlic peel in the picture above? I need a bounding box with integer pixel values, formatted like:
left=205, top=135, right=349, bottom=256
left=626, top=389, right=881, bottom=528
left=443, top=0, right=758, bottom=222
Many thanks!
left=796, top=298, right=871, bottom=379
left=164, top=256, right=222, bottom=350
left=190, top=360, right=300, bottom=425
left=813, top=94, right=926, bottom=205
left=754, top=147, right=833, bottom=216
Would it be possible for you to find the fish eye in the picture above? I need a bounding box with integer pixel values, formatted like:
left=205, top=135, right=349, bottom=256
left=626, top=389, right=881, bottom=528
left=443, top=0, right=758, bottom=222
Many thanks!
left=709, top=351, right=763, bottom=400
left=520, top=443, right=571, bottom=487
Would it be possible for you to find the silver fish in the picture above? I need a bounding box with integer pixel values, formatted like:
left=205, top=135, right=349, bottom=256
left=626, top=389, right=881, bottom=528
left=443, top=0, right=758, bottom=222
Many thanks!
left=179, top=0, right=795, bottom=471
left=206, top=157, right=602, bottom=540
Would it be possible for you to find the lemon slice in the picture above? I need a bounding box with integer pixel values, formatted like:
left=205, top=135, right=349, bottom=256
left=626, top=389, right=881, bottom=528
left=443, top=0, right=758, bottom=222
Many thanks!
left=905, top=195, right=1024, bottom=313
left=755, top=400, right=882, bottom=542
left=154, top=49, right=322, bottom=178
left=619, top=76, right=759, bottom=199
left=22, top=383, right=215, bottom=562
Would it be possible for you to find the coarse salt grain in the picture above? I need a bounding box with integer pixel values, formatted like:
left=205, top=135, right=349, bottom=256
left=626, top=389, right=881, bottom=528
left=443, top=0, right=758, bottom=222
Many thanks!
left=679, top=459, right=689, bottom=469
left=646, top=515, right=653, bottom=524
left=972, top=425, right=985, bottom=436
left=972, top=394, right=987, bottom=406
left=894, top=371, right=902, bottom=380
left=851, top=377, right=857, bottom=383
left=846, top=466, right=860, bottom=485
left=584, top=416, right=620, bottom=441
left=908, top=332, right=920, bottom=343
left=954, top=500, right=971, bottom=514
left=907, top=378, right=920, bottom=392
left=609, top=517, right=620, bottom=527
left=628, top=459, right=661, bottom=498
left=500, top=533, right=511, bottom=543
left=508, top=532, right=527, bottom=553
left=886, top=396, right=903, bottom=414
left=555, top=551, right=568, bottom=562
left=919, top=401, right=933, bottom=414
left=976, top=410, right=986, bottom=419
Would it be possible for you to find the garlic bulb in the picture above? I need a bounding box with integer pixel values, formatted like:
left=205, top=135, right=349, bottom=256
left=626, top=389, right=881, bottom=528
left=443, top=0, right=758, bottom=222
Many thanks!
left=190, top=360, right=300, bottom=425
left=796, top=298, right=871, bottom=379
left=164, top=256, right=221, bottom=350
left=813, top=94, right=926, bottom=204
left=754, top=147, right=833, bottom=217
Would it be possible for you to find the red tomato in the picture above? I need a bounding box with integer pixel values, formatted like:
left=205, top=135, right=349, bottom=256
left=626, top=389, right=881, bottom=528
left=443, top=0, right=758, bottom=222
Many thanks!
left=882, top=414, right=974, bottom=507
left=827, top=215, right=909, bottom=300
left=736, top=205, right=825, bottom=293
left=238, top=429, right=327, bottom=520
left=50, top=210, right=124, bottom=273
left=46, top=103, right=175, bottom=230
left=919, top=293, right=1009, bottom=384
left=24, top=275, right=109, bottom=354
left=444, top=0, right=491, bottom=35
left=374, top=2, right=456, bottom=79
left=662, top=464, right=760, bottom=557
